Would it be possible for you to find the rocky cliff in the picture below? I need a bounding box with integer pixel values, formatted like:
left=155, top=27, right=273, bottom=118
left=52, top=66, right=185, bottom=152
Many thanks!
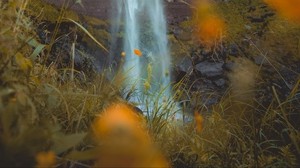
left=43, top=0, right=192, bottom=22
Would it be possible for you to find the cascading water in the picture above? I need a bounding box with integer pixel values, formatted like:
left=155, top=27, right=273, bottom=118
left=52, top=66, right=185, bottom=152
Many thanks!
left=111, top=0, right=178, bottom=116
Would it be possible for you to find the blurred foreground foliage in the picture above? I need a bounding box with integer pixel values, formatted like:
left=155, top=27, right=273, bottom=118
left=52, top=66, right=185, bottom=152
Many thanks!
left=0, top=0, right=299, bottom=168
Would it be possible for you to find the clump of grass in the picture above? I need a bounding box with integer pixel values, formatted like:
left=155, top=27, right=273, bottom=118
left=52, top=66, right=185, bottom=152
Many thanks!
left=0, top=0, right=118, bottom=167
left=140, top=53, right=299, bottom=167
left=151, top=80, right=299, bottom=167
left=1, top=0, right=299, bottom=167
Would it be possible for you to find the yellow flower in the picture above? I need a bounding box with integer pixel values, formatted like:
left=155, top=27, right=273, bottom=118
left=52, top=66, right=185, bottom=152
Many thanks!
left=144, top=81, right=151, bottom=91
left=121, top=51, right=126, bottom=57
left=15, top=52, right=32, bottom=71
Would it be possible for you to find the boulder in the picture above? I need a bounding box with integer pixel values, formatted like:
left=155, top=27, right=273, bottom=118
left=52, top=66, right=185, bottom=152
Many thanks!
left=195, top=61, right=224, bottom=78
left=213, top=78, right=226, bottom=87
left=223, top=61, right=236, bottom=71
left=177, top=56, right=193, bottom=74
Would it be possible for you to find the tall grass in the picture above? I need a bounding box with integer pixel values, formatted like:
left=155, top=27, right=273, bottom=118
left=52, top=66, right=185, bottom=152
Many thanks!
left=0, top=0, right=299, bottom=167
left=0, top=0, right=117, bottom=167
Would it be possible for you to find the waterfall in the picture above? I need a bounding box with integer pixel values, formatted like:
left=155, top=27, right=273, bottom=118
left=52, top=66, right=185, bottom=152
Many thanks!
left=111, top=0, right=176, bottom=114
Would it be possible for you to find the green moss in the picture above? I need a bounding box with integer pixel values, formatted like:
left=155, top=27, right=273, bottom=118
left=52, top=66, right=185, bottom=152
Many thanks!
left=27, top=0, right=79, bottom=22
left=27, top=0, right=111, bottom=54
left=83, top=15, right=108, bottom=27
left=217, top=1, right=249, bottom=42
left=179, top=20, right=193, bottom=30
left=168, top=34, right=192, bottom=62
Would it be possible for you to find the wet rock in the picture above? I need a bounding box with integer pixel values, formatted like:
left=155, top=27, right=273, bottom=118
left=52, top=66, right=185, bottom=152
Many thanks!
left=190, top=78, right=214, bottom=91
left=201, top=48, right=213, bottom=58
left=223, top=61, right=236, bottom=71
left=173, top=56, right=193, bottom=82
left=37, top=20, right=109, bottom=75
left=191, top=48, right=204, bottom=63
left=44, top=0, right=192, bottom=24
left=229, top=44, right=239, bottom=56
left=213, top=78, right=226, bottom=87
left=195, top=61, right=224, bottom=78
left=190, top=80, right=202, bottom=91
left=177, top=56, right=193, bottom=74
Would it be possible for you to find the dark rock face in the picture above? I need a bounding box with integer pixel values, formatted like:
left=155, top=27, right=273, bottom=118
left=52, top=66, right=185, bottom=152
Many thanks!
left=195, top=61, right=224, bottom=78
left=43, top=0, right=192, bottom=22
left=177, top=56, right=193, bottom=74
left=213, top=78, right=226, bottom=87
left=228, top=44, right=239, bottom=56
left=43, top=0, right=114, bottom=20
left=42, top=0, right=193, bottom=76
left=36, top=21, right=103, bottom=75
left=223, top=61, right=236, bottom=71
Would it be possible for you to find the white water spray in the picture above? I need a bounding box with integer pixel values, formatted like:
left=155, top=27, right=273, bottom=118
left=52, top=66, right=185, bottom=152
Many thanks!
left=111, top=0, right=178, bottom=115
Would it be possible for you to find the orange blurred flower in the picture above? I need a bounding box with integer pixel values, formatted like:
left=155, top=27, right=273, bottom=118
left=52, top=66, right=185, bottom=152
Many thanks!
left=93, top=103, right=147, bottom=141
left=194, top=112, right=204, bottom=133
left=196, top=15, right=225, bottom=47
left=134, top=49, right=142, bottom=57
left=92, top=103, right=169, bottom=167
left=193, top=0, right=225, bottom=47
left=264, top=0, right=300, bottom=23
left=35, top=151, right=56, bottom=168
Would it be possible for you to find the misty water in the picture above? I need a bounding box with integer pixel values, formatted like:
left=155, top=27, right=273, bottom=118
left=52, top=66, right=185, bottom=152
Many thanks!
left=111, top=0, right=179, bottom=116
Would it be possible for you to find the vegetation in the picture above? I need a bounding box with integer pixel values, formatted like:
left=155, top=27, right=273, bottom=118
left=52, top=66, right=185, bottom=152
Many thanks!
left=0, top=0, right=299, bottom=167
